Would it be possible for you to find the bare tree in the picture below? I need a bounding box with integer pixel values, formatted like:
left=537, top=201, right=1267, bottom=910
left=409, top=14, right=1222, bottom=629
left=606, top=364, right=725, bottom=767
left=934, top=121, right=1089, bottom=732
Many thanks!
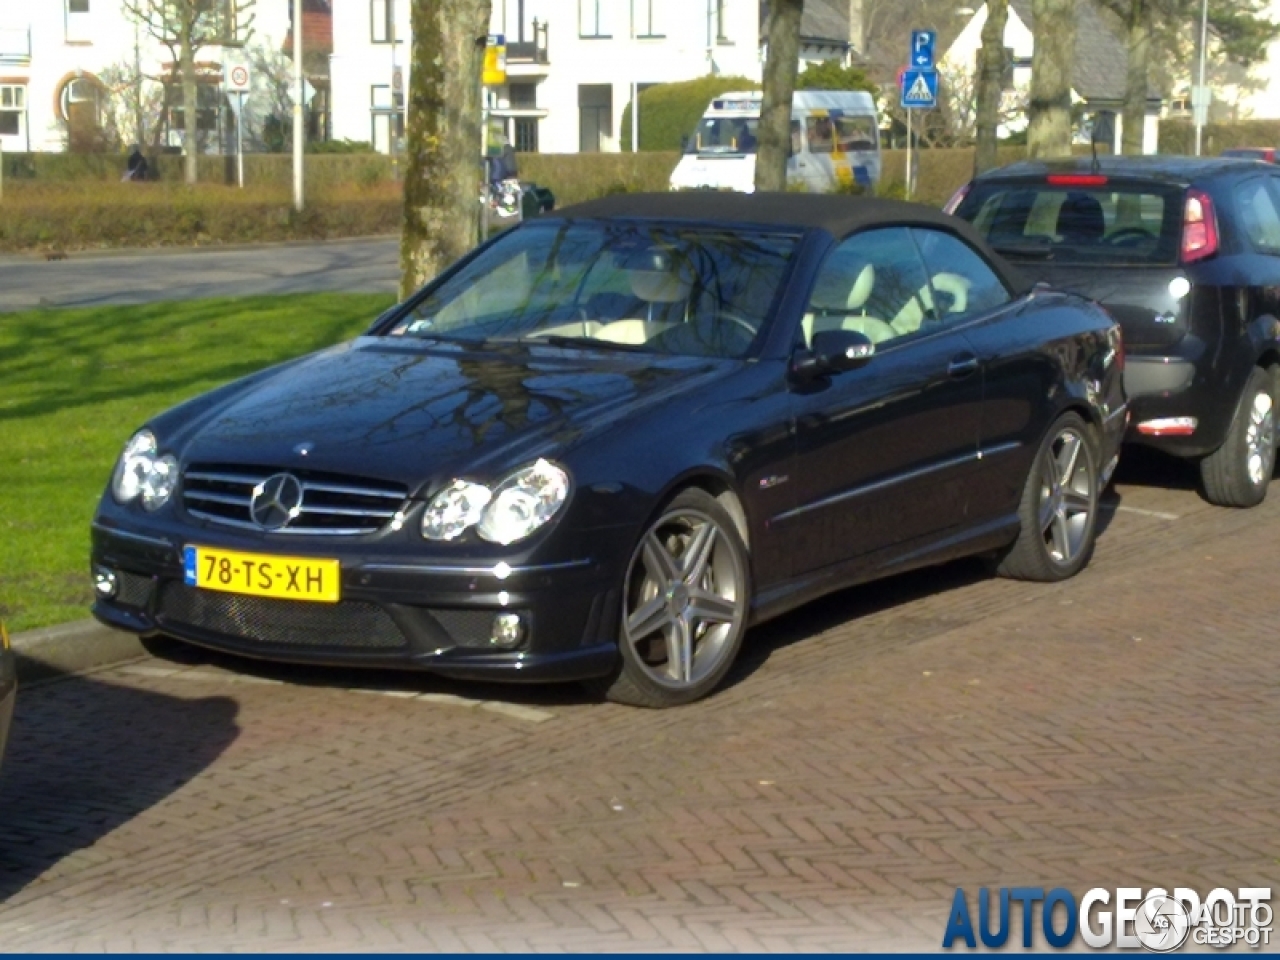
left=1027, top=0, right=1076, bottom=158
left=755, top=0, right=804, bottom=193
left=400, top=0, right=492, bottom=298
left=99, top=58, right=168, bottom=154
left=974, top=0, right=1009, bottom=174
left=121, top=0, right=257, bottom=184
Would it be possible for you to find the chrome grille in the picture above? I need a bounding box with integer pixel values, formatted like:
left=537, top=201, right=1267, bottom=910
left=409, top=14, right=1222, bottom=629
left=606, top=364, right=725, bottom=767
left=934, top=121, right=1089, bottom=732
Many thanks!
left=182, top=465, right=408, bottom=536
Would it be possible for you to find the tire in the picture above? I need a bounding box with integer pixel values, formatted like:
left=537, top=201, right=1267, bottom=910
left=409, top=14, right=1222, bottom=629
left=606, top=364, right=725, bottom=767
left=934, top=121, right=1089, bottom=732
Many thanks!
left=997, top=412, right=1100, bottom=582
left=591, top=488, right=751, bottom=708
left=1199, top=366, right=1276, bottom=508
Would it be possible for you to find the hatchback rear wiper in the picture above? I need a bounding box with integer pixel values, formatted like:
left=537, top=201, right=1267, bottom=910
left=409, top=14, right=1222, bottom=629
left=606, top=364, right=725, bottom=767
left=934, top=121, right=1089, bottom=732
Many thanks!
left=523, top=335, right=651, bottom=353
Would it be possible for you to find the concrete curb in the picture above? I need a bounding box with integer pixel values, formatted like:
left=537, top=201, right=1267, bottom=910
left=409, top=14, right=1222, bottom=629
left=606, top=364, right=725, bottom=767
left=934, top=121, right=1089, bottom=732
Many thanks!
left=11, top=619, right=149, bottom=686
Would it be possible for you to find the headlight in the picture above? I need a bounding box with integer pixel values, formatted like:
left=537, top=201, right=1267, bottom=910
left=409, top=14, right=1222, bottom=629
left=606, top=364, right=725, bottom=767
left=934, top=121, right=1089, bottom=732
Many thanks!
left=422, top=480, right=492, bottom=541
left=111, top=430, right=179, bottom=511
left=477, top=460, right=571, bottom=545
left=420, top=459, right=570, bottom=545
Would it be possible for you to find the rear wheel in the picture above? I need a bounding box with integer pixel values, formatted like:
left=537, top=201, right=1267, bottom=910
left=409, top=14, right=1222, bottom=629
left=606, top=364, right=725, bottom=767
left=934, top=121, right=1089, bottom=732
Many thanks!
left=1199, top=366, right=1276, bottom=508
left=997, top=412, right=1099, bottom=582
left=595, top=488, right=750, bottom=708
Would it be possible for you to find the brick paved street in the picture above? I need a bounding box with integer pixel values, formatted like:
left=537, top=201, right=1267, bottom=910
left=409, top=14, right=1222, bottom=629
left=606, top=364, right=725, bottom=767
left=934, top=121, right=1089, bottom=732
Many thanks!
left=3, top=454, right=1279, bottom=950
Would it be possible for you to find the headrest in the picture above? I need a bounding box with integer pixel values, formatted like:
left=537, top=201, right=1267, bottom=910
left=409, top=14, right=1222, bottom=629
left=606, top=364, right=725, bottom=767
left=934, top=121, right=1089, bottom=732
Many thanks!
left=623, top=247, right=693, bottom=303
left=1058, top=192, right=1106, bottom=243
left=846, top=264, right=875, bottom=311
left=810, top=261, right=874, bottom=313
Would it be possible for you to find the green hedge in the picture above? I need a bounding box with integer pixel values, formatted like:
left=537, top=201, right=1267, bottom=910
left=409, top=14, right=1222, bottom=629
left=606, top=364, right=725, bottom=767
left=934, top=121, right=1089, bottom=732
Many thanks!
left=1158, top=119, right=1280, bottom=155
left=620, top=75, right=760, bottom=152
left=0, top=152, right=395, bottom=187
left=517, top=152, right=680, bottom=206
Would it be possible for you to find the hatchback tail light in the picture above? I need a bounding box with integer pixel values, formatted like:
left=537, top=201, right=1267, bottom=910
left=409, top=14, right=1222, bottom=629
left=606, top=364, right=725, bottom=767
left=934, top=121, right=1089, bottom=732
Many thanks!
left=1181, top=189, right=1219, bottom=263
left=943, top=182, right=971, bottom=215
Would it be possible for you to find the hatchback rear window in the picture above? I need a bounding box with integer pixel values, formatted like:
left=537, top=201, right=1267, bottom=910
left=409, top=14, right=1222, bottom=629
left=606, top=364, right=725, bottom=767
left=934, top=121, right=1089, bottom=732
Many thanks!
left=956, top=182, right=1184, bottom=265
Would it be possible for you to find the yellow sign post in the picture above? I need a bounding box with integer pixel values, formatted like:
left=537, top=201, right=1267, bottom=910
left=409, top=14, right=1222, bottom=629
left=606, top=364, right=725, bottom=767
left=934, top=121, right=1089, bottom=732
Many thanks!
left=482, top=34, right=507, bottom=86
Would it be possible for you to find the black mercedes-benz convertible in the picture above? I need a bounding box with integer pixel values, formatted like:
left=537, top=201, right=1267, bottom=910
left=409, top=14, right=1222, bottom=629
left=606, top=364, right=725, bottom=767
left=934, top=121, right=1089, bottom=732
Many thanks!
left=91, top=193, right=1126, bottom=707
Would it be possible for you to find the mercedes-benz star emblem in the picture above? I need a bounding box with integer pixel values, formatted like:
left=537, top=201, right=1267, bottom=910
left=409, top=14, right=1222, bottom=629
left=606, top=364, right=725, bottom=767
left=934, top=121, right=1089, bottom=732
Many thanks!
left=250, top=473, right=304, bottom=531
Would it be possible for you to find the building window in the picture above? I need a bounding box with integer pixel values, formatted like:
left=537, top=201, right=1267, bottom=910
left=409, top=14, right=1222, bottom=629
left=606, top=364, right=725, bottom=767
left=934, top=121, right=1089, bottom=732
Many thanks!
left=633, top=0, right=661, bottom=37
left=579, top=0, right=612, bottom=38
left=371, top=84, right=404, bottom=154
left=196, top=0, right=238, bottom=43
left=0, top=84, right=24, bottom=136
left=66, top=0, right=92, bottom=43
left=166, top=83, right=221, bottom=133
left=371, top=0, right=395, bottom=43
left=508, top=82, right=537, bottom=109
left=579, top=83, right=612, bottom=151
left=514, top=116, right=539, bottom=153
left=715, top=0, right=728, bottom=42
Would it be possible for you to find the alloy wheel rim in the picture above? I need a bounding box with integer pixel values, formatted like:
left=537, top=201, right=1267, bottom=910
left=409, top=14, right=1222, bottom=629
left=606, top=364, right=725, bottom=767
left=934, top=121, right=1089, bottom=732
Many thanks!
left=1038, top=428, right=1094, bottom=566
left=622, top=509, right=745, bottom=689
left=1244, top=390, right=1275, bottom=488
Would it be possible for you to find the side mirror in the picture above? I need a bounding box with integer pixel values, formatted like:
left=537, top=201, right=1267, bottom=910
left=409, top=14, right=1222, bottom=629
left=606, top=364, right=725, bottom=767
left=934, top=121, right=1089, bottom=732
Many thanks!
left=792, top=329, right=876, bottom=379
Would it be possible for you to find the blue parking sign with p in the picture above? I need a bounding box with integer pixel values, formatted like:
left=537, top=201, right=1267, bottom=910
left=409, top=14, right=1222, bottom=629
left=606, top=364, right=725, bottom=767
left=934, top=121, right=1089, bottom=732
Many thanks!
left=911, top=29, right=936, bottom=68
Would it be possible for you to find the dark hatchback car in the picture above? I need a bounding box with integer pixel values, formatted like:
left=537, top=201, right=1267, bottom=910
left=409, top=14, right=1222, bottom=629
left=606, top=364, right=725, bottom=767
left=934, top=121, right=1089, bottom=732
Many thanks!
left=950, top=156, right=1280, bottom=506
left=91, top=193, right=1124, bottom=707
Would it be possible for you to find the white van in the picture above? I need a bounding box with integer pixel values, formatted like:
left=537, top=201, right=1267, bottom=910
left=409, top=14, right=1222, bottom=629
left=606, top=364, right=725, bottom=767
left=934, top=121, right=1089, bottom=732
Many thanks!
left=668, top=90, right=881, bottom=194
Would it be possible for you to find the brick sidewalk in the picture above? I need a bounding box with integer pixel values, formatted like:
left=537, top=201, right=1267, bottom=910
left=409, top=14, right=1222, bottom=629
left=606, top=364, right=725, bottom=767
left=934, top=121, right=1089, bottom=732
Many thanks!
left=1, top=470, right=1277, bottom=950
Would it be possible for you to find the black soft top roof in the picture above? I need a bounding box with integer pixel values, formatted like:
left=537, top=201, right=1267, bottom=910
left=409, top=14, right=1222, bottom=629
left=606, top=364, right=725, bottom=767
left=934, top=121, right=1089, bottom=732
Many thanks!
left=545, top=192, right=1031, bottom=294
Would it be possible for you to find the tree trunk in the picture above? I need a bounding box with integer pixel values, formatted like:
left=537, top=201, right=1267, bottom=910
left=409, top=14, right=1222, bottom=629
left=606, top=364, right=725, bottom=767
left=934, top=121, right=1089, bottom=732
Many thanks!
left=1027, top=0, right=1076, bottom=159
left=755, top=0, right=804, bottom=193
left=400, top=0, right=491, bottom=298
left=180, top=23, right=199, bottom=184
left=974, top=0, right=1009, bottom=175
left=1122, top=0, right=1149, bottom=155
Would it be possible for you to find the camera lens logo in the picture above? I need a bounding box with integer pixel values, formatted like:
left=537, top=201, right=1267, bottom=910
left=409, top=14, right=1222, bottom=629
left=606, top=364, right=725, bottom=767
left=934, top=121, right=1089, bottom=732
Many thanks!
left=1135, top=894, right=1191, bottom=953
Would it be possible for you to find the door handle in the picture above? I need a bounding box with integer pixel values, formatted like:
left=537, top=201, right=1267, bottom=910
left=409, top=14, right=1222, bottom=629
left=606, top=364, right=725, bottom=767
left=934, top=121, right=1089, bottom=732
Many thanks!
left=947, top=354, right=980, bottom=379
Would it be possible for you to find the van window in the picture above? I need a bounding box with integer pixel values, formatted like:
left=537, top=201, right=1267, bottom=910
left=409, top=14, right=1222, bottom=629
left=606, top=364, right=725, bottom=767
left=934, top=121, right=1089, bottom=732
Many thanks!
left=834, top=115, right=876, bottom=152
left=687, top=116, right=758, bottom=155
left=805, top=116, right=834, bottom=154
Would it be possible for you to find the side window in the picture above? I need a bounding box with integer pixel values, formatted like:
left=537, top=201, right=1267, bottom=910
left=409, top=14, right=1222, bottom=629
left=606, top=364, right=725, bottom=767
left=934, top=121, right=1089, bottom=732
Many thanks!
left=1237, top=178, right=1280, bottom=253
left=802, top=227, right=935, bottom=348
left=910, top=229, right=1011, bottom=319
left=804, top=116, right=833, bottom=154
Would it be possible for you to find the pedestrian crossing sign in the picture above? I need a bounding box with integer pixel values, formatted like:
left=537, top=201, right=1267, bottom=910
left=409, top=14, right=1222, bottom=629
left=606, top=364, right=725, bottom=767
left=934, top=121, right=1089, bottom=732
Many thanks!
left=899, top=68, right=938, bottom=110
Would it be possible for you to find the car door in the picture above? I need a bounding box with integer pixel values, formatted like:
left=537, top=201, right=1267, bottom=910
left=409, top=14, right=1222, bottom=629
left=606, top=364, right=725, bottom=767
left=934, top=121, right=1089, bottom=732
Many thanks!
left=912, top=227, right=1058, bottom=527
left=778, top=227, right=984, bottom=577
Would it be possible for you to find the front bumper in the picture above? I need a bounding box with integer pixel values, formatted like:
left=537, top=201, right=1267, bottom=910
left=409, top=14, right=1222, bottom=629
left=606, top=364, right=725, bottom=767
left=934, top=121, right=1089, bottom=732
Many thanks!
left=90, top=518, right=624, bottom=683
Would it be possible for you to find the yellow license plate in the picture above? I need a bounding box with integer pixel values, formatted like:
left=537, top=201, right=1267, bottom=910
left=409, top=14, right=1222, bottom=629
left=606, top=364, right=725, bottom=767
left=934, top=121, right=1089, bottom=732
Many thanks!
left=183, top=545, right=340, bottom=603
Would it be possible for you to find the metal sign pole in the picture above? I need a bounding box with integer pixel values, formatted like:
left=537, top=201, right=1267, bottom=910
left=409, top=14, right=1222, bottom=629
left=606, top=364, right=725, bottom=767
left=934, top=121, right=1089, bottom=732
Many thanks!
left=237, top=91, right=245, bottom=188
left=481, top=84, right=490, bottom=243
left=906, top=110, right=913, bottom=201
left=292, top=1, right=304, bottom=212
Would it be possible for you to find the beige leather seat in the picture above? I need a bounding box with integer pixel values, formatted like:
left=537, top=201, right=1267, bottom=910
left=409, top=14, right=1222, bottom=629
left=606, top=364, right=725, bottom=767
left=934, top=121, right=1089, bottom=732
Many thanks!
left=802, top=263, right=897, bottom=346
left=890, top=271, right=972, bottom=336
left=596, top=263, right=691, bottom=344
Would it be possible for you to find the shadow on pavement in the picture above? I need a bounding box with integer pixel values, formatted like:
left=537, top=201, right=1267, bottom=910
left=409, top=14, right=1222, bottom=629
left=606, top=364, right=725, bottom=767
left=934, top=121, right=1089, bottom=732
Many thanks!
left=0, top=666, right=239, bottom=903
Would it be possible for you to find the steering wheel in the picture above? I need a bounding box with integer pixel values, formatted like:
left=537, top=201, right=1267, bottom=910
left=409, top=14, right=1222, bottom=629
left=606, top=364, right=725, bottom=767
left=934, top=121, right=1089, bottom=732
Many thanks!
left=1104, top=227, right=1154, bottom=247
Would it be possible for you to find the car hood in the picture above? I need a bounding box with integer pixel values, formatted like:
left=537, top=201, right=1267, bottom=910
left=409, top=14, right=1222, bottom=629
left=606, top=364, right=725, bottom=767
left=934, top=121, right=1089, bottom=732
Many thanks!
left=166, top=337, right=729, bottom=493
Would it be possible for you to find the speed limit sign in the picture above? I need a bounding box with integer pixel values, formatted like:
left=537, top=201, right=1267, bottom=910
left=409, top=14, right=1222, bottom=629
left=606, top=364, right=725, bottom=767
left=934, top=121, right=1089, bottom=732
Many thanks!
left=224, top=60, right=251, bottom=93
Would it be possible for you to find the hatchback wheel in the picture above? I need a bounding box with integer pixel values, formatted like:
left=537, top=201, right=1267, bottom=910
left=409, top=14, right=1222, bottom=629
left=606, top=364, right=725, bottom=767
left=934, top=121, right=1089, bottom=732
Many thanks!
left=1200, top=366, right=1276, bottom=508
left=597, top=488, right=750, bottom=708
left=998, top=412, right=1099, bottom=582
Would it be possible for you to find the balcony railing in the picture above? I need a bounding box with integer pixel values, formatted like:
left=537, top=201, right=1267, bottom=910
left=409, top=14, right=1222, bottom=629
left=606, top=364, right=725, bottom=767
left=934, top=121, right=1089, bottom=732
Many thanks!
left=0, top=26, right=31, bottom=66
left=506, top=19, right=548, bottom=65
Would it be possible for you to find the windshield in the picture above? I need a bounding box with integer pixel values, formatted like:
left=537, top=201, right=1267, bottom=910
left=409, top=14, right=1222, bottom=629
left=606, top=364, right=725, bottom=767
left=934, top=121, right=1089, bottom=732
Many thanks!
left=956, top=182, right=1183, bottom=265
left=388, top=221, right=797, bottom=359
left=686, top=116, right=759, bottom=155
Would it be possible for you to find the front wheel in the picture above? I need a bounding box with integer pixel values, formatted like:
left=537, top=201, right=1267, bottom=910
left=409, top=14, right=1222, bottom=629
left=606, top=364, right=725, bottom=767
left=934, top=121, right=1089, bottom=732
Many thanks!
left=595, top=488, right=750, bottom=708
left=1199, top=366, right=1276, bottom=508
left=997, top=412, right=1100, bottom=582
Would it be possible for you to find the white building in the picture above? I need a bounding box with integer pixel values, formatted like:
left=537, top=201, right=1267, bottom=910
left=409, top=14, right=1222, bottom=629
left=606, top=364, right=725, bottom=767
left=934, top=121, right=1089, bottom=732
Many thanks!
left=942, top=0, right=1163, bottom=154
left=0, top=0, right=290, bottom=155
left=329, top=0, right=855, bottom=155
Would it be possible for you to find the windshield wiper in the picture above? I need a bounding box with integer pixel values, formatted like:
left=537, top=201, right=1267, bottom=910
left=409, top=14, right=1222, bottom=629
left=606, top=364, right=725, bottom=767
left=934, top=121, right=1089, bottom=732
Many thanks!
left=524, top=335, right=650, bottom=353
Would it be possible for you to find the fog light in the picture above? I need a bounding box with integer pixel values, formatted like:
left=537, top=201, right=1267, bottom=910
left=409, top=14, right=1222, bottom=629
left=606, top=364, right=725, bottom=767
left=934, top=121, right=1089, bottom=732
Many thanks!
left=94, top=566, right=119, bottom=599
left=1136, top=416, right=1198, bottom=436
left=490, top=612, right=524, bottom=649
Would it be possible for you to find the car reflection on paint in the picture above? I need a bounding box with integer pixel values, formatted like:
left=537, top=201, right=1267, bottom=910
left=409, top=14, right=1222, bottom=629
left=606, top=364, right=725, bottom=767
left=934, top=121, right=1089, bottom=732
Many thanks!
left=90, top=192, right=1125, bottom=707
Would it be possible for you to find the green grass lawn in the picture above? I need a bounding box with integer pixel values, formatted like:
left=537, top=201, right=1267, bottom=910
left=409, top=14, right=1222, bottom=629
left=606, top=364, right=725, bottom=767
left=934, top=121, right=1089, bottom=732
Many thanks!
left=0, top=293, right=395, bottom=633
